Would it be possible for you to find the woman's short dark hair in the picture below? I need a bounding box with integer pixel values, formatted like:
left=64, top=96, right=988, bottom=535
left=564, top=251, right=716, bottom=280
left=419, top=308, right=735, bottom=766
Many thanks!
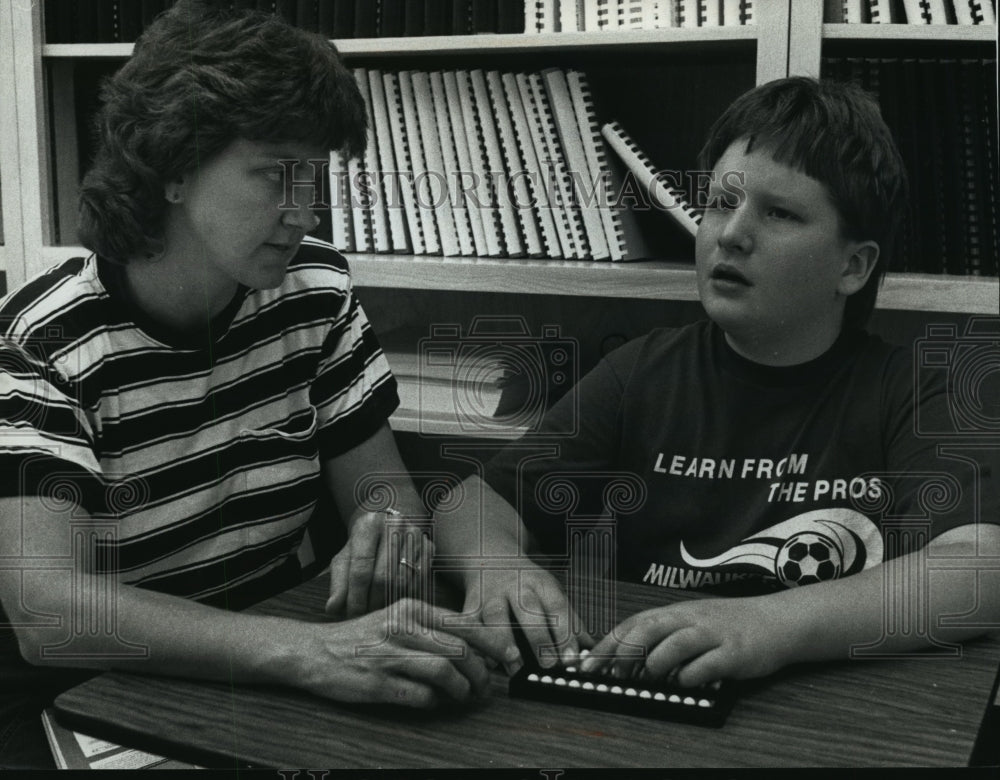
left=78, top=0, right=367, bottom=263
left=698, top=76, right=909, bottom=332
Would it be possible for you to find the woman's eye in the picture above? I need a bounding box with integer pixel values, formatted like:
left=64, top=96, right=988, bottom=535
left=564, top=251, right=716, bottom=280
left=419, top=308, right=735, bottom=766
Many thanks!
left=262, top=168, right=283, bottom=183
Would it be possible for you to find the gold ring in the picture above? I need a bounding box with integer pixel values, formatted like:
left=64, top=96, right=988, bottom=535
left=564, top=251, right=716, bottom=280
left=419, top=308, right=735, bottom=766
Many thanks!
left=398, top=557, right=421, bottom=574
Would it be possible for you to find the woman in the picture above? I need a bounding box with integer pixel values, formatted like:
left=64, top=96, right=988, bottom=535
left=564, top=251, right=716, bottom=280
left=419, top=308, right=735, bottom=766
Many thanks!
left=0, top=0, right=504, bottom=768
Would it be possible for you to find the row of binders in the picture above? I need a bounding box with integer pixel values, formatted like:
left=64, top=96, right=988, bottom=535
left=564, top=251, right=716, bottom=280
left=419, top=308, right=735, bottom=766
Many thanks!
left=44, top=0, right=524, bottom=42
left=526, top=0, right=755, bottom=31
left=328, top=67, right=700, bottom=261
left=829, top=0, right=996, bottom=23
left=825, top=56, right=998, bottom=276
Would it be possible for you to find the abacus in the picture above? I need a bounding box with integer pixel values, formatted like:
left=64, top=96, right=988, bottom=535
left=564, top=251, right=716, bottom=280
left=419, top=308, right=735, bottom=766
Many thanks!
left=508, top=649, right=735, bottom=727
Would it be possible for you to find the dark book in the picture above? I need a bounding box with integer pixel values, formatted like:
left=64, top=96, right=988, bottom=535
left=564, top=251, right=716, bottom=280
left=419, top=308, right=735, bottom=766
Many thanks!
left=118, top=0, right=144, bottom=40
left=423, top=0, right=450, bottom=34
left=95, top=0, right=117, bottom=41
left=404, top=0, right=425, bottom=35
left=74, top=0, right=99, bottom=41
left=296, top=0, right=318, bottom=30
left=140, top=1, right=167, bottom=30
left=379, top=0, right=406, bottom=36
left=939, top=59, right=970, bottom=276
left=44, top=0, right=75, bottom=43
left=451, top=0, right=471, bottom=33
left=332, top=0, right=356, bottom=36
left=496, top=0, right=524, bottom=32
left=354, top=0, right=379, bottom=36
left=979, top=57, right=999, bottom=276
left=316, top=0, right=336, bottom=35
left=470, top=0, right=498, bottom=31
left=920, top=58, right=948, bottom=274
left=274, top=0, right=298, bottom=24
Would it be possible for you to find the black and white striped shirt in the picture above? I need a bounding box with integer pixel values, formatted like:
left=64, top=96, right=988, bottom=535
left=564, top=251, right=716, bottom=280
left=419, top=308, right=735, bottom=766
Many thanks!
left=0, top=237, right=398, bottom=606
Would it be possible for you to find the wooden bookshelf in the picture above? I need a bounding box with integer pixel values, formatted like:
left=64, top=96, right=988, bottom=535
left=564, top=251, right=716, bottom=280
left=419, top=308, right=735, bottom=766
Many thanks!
left=2, top=1, right=997, bottom=320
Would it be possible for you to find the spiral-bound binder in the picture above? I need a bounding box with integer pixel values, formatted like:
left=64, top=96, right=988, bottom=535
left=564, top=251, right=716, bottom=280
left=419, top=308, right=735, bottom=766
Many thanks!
left=430, top=71, right=476, bottom=257
left=369, top=70, right=412, bottom=254
left=900, top=0, right=930, bottom=23
left=529, top=72, right=590, bottom=259
left=516, top=73, right=574, bottom=259
left=346, top=151, right=374, bottom=253
left=456, top=70, right=505, bottom=257
left=443, top=71, right=489, bottom=257
left=487, top=71, right=545, bottom=257
left=953, top=0, right=975, bottom=24
left=565, top=70, right=648, bottom=261
left=701, top=0, right=721, bottom=26
left=383, top=72, right=426, bottom=255
left=924, top=0, right=949, bottom=22
left=868, top=0, right=896, bottom=23
left=472, top=69, right=526, bottom=257
left=601, top=120, right=701, bottom=239
left=970, top=0, right=996, bottom=23
left=543, top=68, right=610, bottom=260
left=354, top=68, right=392, bottom=253
left=501, top=72, right=563, bottom=258
left=398, top=71, right=442, bottom=255
left=412, top=71, right=461, bottom=256
left=328, top=149, right=355, bottom=253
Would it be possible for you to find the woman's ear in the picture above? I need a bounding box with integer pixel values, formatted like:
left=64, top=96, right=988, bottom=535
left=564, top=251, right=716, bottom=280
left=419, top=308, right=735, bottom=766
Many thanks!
left=164, top=176, right=186, bottom=204
left=837, top=241, right=880, bottom=297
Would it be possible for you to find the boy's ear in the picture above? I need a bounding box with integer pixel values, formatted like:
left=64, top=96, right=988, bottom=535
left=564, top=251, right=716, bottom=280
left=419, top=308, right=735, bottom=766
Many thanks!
left=837, top=241, right=880, bottom=297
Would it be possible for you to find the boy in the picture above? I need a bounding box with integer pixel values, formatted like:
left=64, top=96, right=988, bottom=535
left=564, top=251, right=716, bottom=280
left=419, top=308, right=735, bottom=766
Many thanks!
left=434, top=77, right=1000, bottom=685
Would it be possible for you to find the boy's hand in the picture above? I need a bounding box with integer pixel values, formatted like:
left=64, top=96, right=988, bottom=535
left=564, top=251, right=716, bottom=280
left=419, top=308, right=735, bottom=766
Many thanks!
left=325, top=510, right=433, bottom=619
left=454, top=562, right=594, bottom=675
left=580, top=596, right=793, bottom=687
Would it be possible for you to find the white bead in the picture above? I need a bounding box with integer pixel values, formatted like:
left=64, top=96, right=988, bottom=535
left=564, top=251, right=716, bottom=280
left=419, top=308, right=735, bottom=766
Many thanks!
left=683, top=696, right=696, bottom=706
left=555, top=677, right=567, bottom=686
left=527, top=673, right=539, bottom=682
left=610, top=685, right=623, bottom=695
left=654, top=692, right=666, bottom=701
left=596, top=684, right=609, bottom=692
left=698, top=698, right=712, bottom=708
left=582, top=682, right=595, bottom=690
left=541, top=675, right=552, bottom=684
left=669, top=694, right=681, bottom=703
left=624, top=688, right=637, bottom=697
left=639, top=690, right=652, bottom=699
left=568, top=679, right=581, bottom=688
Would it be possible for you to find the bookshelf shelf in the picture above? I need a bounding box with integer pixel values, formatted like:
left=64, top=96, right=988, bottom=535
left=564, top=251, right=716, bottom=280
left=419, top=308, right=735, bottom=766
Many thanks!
left=822, top=23, right=997, bottom=43
left=41, top=28, right=759, bottom=60
left=33, top=246, right=1000, bottom=314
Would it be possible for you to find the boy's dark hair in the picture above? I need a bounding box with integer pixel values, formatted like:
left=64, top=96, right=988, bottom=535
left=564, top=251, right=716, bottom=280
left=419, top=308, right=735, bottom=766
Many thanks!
left=78, top=0, right=367, bottom=264
left=697, top=76, right=909, bottom=332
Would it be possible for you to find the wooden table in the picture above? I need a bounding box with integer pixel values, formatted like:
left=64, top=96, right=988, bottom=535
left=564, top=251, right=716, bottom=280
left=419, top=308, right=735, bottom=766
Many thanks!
left=53, top=575, right=1000, bottom=768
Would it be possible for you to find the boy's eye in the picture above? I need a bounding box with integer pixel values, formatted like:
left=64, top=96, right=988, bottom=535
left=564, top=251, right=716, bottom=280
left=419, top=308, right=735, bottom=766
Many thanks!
left=260, top=168, right=283, bottom=183
left=767, top=207, right=798, bottom=221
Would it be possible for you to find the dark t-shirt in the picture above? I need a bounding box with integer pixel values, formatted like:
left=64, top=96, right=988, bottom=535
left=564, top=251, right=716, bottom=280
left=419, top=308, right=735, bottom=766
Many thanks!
left=484, top=320, right=996, bottom=593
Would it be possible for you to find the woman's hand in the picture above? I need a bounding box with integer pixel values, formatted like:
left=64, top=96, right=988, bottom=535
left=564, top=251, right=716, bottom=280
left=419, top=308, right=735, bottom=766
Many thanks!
left=295, top=599, right=509, bottom=708
left=325, top=510, right=433, bottom=619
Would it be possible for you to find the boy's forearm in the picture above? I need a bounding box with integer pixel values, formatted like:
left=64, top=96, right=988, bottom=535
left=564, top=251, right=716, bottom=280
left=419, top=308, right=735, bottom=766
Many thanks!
left=773, top=523, right=1000, bottom=664
left=433, top=475, right=528, bottom=585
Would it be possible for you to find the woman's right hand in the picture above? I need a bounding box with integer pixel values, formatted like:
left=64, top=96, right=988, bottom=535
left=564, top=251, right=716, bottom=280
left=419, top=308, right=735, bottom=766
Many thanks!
left=292, top=599, right=511, bottom=708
